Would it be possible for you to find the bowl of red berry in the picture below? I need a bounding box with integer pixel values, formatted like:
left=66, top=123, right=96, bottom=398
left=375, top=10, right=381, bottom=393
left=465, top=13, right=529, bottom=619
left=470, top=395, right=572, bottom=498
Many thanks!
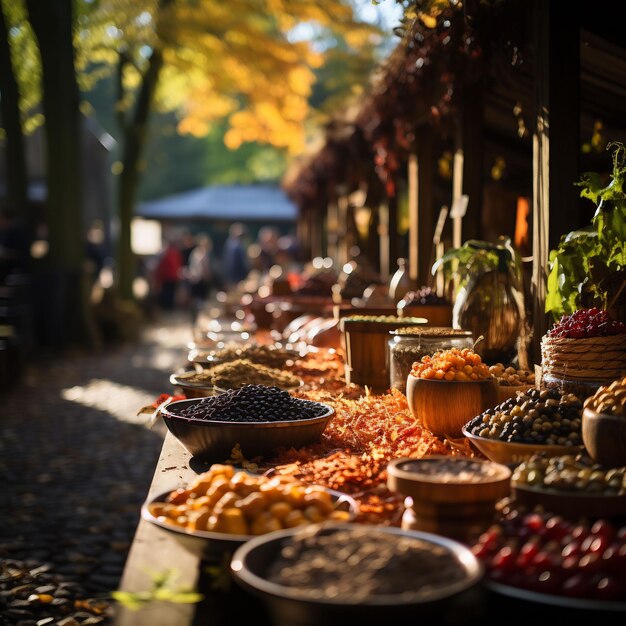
left=473, top=501, right=626, bottom=610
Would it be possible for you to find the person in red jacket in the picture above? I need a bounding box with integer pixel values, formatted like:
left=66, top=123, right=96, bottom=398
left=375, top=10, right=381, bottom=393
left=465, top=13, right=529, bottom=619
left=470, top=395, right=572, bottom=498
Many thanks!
left=155, top=240, right=183, bottom=310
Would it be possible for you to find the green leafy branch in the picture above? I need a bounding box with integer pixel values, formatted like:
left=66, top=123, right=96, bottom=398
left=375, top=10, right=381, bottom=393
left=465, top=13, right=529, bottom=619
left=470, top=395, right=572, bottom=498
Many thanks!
left=432, top=237, right=517, bottom=290
left=112, top=569, right=203, bottom=611
left=546, top=142, right=626, bottom=319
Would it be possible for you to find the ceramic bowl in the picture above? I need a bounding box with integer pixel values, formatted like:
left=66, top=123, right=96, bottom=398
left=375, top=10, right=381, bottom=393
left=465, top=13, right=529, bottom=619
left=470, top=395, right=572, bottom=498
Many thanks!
left=160, top=397, right=334, bottom=462
left=582, top=407, right=626, bottom=467
left=461, top=426, right=582, bottom=465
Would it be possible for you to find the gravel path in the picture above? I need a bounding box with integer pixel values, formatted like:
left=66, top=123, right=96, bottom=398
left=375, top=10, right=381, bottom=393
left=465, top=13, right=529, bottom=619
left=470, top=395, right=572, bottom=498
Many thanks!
left=0, top=314, right=193, bottom=625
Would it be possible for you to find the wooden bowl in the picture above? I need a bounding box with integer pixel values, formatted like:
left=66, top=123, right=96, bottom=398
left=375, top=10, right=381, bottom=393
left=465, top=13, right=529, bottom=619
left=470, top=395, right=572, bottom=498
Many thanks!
left=387, top=456, right=511, bottom=504
left=497, top=384, right=534, bottom=404
left=582, top=407, right=626, bottom=467
left=160, top=398, right=334, bottom=461
left=461, top=427, right=582, bottom=465
left=406, top=376, right=499, bottom=438
left=512, top=484, right=626, bottom=519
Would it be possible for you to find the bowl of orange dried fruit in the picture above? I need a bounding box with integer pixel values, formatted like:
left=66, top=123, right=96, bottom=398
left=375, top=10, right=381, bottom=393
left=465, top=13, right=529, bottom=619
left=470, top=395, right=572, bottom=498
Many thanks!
left=142, top=464, right=358, bottom=557
left=406, top=348, right=499, bottom=438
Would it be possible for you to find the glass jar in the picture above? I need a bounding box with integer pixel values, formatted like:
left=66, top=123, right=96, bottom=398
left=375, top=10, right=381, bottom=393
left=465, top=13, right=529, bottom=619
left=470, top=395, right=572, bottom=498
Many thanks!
left=388, top=327, right=474, bottom=393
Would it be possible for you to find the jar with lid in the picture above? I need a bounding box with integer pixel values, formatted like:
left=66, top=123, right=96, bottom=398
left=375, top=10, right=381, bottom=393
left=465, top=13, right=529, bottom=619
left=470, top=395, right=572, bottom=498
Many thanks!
left=388, top=327, right=473, bottom=393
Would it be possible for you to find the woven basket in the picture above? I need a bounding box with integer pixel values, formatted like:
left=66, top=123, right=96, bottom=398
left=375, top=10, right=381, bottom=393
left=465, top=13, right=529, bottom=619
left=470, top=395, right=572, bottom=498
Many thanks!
left=541, top=334, right=626, bottom=381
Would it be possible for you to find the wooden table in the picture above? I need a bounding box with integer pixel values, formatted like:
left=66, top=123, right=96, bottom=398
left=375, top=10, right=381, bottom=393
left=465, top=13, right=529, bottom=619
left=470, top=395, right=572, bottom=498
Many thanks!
left=116, top=434, right=626, bottom=626
left=115, top=433, right=201, bottom=626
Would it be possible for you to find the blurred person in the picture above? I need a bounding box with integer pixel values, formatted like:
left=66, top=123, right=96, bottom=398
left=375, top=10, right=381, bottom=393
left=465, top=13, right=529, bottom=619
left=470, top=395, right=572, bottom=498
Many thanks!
left=154, top=239, right=183, bottom=310
left=257, top=226, right=279, bottom=271
left=222, top=223, right=249, bottom=287
left=188, top=234, right=215, bottom=324
left=179, top=231, right=196, bottom=307
left=180, top=231, right=196, bottom=267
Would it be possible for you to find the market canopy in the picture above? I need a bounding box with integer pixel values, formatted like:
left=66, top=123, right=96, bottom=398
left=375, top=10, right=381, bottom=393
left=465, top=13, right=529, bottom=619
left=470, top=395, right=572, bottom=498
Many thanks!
left=136, top=184, right=298, bottom=221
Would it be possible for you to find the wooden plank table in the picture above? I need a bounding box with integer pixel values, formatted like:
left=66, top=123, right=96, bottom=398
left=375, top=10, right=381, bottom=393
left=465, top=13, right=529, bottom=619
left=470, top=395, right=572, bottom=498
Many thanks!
left=115, top=433, right=201, bottom=626
left=116, top=431, right=626, bottom=626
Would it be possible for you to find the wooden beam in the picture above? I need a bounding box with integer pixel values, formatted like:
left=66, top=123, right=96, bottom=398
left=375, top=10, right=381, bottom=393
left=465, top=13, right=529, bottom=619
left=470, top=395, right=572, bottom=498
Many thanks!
left=461, top=81, right=484, bottom=242
left=408, top=153, right=419, bottom=282
left=379, top=202, right=390, bottom=281
left=531, top=0, right=580, bottom=360
left=388, top=191, right=399, bottom=274
left=416, top=126, right=435, bottom=283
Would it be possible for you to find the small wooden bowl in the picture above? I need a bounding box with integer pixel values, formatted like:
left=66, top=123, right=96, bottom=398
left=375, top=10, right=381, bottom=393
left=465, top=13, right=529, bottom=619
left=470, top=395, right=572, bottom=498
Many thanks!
left=582, top=407, right=626, bottom=468
left=406, top=376, right=499, bottom=438
left=387, top=456, right=511, bottom=504
left=512, top=484, right=626, bottom=519
left=497, top=384, right=534, bottom=404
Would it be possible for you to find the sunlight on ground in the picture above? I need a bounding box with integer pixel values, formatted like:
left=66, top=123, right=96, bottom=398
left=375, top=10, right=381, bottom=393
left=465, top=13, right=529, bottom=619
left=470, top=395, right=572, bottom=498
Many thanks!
left=61, top=380, right=158, bottom=426
left=130, top=350, right=180, bottom=372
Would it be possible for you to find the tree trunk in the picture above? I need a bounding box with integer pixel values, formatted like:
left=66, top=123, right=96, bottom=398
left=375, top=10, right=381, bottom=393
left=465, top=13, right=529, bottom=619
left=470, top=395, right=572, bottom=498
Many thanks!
left=26, top=0, right=89, bottom=346
left=0, top=4, right=29, bottom=227
left=117, top=47, right=164, bottom=301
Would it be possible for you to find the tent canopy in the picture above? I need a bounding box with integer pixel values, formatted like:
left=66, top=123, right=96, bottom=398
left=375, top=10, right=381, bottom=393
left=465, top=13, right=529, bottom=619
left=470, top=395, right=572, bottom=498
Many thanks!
left=136, top=185, right=297, bottom=221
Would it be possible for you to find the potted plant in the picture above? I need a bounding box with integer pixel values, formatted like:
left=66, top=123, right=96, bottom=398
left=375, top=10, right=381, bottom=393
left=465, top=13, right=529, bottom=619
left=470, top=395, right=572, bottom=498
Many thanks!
left=546, top=142, right=626, bottom=322
left=432, top=238, right=524, bottom=363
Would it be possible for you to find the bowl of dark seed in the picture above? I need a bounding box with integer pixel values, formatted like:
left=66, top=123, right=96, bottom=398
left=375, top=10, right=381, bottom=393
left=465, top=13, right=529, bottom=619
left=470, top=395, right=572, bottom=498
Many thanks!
left=462, top=388, right=584, bottom=464
left=230, top=523, right=483, bottom=625
left=160, top=385, right=334, bottom=461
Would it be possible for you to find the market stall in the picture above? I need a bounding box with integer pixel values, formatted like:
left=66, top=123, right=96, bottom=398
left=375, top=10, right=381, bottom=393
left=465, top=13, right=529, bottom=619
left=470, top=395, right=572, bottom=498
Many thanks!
left=115, top=295, right=626, bottom=625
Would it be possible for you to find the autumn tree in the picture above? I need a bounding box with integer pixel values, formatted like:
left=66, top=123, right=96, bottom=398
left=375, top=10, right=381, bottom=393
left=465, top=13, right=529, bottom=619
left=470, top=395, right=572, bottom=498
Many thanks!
left=25, top=0, right=92, bottom=345
left=76, top=0, right=378, bottom=301
left=0, top=1, right=28, bottom=225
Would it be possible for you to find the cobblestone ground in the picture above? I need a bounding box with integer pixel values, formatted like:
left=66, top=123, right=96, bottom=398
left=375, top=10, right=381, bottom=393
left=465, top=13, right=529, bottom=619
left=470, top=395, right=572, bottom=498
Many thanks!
left=0, top=313, right=194, bottom=626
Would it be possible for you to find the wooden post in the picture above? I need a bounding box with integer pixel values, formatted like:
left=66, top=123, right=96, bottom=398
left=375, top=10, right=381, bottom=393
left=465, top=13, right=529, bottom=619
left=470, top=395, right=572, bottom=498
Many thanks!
left=408, top=153, right=419, bottom=282
left=416, top=126, right=435, bottom=283
left=531, top=0, right=580, bottom=360
left=452, top=152, right=464, bottom=249
left=379, top=202, right=390, bottom=281
left=388, top=191, right=399, bottom=273
left=461, top=82, right=484, bottom=242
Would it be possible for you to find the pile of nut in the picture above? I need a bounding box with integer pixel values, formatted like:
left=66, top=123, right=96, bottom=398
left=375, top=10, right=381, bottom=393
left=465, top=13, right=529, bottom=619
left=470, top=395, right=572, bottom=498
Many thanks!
left=465, top=388, right=583, bottom=446
left=584, top=376, right=626, bottom=416
left=512, top=454, right=626, bottom=495
left=488, top=363, right=535, bottom=387
left=149, top=464, right=351, bottom=536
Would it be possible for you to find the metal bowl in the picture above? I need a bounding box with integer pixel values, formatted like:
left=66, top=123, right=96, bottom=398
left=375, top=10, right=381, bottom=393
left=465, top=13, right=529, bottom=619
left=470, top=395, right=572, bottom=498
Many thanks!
left=171, top=372, right=303, bottom=397
left=461, top=425, right=582, bottom=465
left=160, top=397, right=334, bottom=462
left=169, top=375, right=226, bottom=399
left=142, top=487, right=358, bottom=558
left=230, top=523, right=483, bottom=626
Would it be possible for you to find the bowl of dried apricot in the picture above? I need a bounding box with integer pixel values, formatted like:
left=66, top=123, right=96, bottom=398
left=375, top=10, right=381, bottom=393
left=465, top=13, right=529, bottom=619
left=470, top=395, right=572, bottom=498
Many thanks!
left=142, top=464, right=358, bottom=556
left=406, top=348, right=499, bottom=438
